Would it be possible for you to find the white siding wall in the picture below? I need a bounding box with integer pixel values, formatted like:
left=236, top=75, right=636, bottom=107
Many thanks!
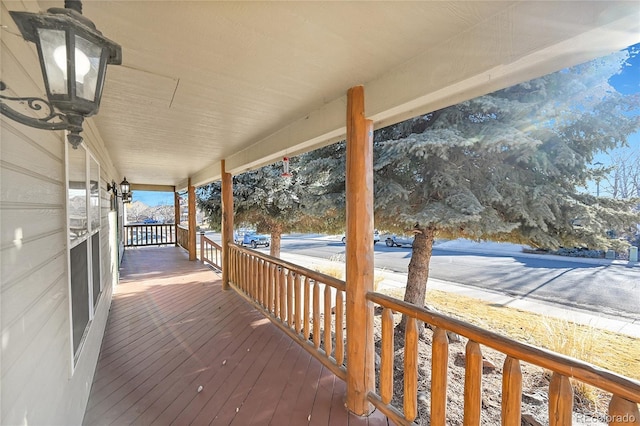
left=1, top=2, right=120, bottom=424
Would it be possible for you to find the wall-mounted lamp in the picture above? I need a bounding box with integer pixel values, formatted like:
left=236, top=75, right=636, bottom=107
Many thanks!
left=107, top=177, right=132, bottom=203
left=0, top=0, right=121, bottom=149
left=119, top=177, right=130, bottom=196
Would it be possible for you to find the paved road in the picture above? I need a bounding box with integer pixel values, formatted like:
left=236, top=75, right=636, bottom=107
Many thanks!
left=206, top=233, right=640, bottom=321
left=275, top=235, right=640, bottom=321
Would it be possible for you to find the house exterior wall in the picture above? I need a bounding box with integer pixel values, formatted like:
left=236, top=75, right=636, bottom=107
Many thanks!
left=1, top=3, right=121, bottom=424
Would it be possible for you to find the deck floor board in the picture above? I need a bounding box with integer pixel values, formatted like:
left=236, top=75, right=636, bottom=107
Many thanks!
left=83, top=247, right=391, bottom=425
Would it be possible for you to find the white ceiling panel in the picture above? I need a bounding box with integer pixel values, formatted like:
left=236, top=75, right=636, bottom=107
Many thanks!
left=16, top=1, right=640, bottom=189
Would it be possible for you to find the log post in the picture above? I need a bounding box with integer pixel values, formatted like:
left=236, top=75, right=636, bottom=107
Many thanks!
left=345, top=85, right=375, bottom=415
left=221, top=160, right=233, bottom=290
left=187, top=178, right=196, bottom=261
left=174, top=190, right=180, bottom=246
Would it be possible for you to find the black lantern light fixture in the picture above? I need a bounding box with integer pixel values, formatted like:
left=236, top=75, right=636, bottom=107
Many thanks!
left=107, top=177, right=132, bottom=203
left=119, top=177, right=130, bottom=196
left=0, top=0, right=121, bottom=148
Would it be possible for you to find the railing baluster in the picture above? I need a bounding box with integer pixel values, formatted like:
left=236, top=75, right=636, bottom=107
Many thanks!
left=501, top=356, right=522, bottom=426
left=380, top=307, right=394, bottom=405
left=608, top=395, right=640, bottom=426
left=313, top=280, right=320, bottom=349
left=245, top=253, right=250, bottom=293
left=464, top=340, right=482, bottom=426
left=266, top=262, right=272, bottom=312
left=279, top=267, right=286, bottom=322
left=260, top=260, right=269, bottom=308
left=200, top=232, right=204, bottom=261
left=273, top=265, right=282, bottom=318
left=255, top=257, right=261, bottom=300
left=295, top=273, right=302, bottom=334
left=242, top=253, right=247, bottom=292
left=431, top=327, right=449, bottom=426
left=404, top=317, right=418, bottom=422
left=324, top=285, right=332, bottom=357
left=303, top=277, right=311, bottom=340
left=231, top=248, right=236, bottom=284
left=258, top=260, right=269, bottom=307
left=549, top=373, right=573, bottom=426
left=253, top=255, right=258, bottom=299
left=335, top=290, right=344, bottom=365
left=248, top=254, right=252, bottom=294
left=248, top=255, right=254, bottom=297
left=287, top=271, right=294, bottom=327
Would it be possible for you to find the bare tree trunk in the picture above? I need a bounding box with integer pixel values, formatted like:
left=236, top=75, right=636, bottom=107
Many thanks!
left=269, top=224, right=282, bottom=258
left=398, top=225, right=436, bottom=333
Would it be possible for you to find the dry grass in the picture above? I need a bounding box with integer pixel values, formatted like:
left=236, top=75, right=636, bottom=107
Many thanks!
left=314, top=265, right=385, bottom=291
left=383, top=287, right=640, bottom=382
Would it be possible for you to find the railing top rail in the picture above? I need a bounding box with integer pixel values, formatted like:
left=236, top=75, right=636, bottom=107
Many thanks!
left=177, top=224, right=188, bottom=230
left=367, top=292, right=640, bottom=403
left=230, top=243, right=346, bottom=291
left=202, top=234, right=222, bottom=251
left=124, top=223, right=174, bottom=227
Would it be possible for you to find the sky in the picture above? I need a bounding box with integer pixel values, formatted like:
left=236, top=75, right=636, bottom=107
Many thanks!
left=133, top=190, right=175, bottom=207
left=588, top=42, right=639, bottom=196
left=132, top=43, right=639, bottom=206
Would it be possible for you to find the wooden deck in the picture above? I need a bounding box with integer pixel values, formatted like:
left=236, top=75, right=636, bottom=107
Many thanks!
left=83, top=247, right=392, bottom=426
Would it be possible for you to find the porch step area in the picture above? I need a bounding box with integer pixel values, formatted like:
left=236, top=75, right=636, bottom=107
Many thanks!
left=83, top=247, right=392, bottom=425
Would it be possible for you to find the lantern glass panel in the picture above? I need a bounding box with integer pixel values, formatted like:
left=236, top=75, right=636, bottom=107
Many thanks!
left=75, top=35, right=102, bottom=102
left=37, top=28, right=67, bottom=95
left=120, top=179, right=130, bottom=194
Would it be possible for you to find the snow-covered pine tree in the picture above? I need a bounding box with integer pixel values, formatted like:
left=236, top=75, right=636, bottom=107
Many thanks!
left=302, top=50, right=640, bottom=324
left=197, top=156, right=339, bottom=257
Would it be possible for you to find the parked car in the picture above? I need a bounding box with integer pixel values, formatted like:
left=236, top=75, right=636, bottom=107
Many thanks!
left=233, top=228, right=253, bottom=244
left=341, top=230, right=380, bottom=245
left=240, top=231, right=270, bottom=248
left=385, top=234, right=414, bottom=247
left=143, top=218, right=158, bottom=224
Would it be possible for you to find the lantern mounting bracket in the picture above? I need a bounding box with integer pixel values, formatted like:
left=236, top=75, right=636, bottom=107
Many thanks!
left=0, top=81, right=85, bottom=148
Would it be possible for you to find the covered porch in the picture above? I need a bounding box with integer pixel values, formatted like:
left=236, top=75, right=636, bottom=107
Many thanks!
left=2, top=2, right=640, bottom=425
left=83, top=247, right=392, bottom=425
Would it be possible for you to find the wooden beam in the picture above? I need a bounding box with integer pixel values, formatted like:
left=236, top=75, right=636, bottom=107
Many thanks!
left=221, top=160, right=233, bottom=290
left=130, top=184, right=175, bottom=192
left=188, top=178, right=196, bottom=261
left=345, top=85, right=375, bottom=415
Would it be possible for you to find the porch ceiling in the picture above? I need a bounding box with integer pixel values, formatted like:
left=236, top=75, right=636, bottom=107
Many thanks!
left=22, top=2, right=640, bottom=189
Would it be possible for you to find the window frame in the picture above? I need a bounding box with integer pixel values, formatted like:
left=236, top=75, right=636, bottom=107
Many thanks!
left=66, top=143, right=103, bottom=369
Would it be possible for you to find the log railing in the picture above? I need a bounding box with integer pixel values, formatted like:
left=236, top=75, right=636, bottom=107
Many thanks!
left=176, top=225, right=189, bottom=250
left=366, top=292, right=640, bottom=426
left=124, top=224, right=175, bottom=247
left=228, top=244, right=347, bottom=380
left=200, top=232, right=222, bottom=270
left=221, top=246, right=639, bottom=425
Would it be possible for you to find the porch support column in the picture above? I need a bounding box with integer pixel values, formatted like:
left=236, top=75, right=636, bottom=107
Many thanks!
left=345, top=85, right=375, bottom=415
left=188, top=178, right=197, bottom=261
left=221, top=160, right=233, bottom=290
left=174, top=191, right=180, bottom=247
